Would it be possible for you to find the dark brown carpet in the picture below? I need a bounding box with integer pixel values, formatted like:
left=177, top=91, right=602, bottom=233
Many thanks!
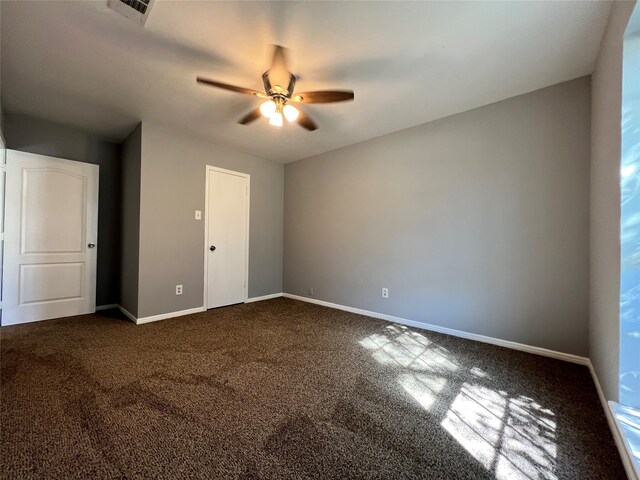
left=0, top=298, right=625, bottom=479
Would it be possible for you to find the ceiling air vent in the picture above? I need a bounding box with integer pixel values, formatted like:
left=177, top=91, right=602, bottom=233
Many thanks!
left=108, top=0, right=154, bottom=26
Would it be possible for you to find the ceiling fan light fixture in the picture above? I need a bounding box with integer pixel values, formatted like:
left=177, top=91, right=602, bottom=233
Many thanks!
left=197, top=45, right=353, bottom=131
left=283, top=104, right=299, bottom=122
left=269, top=111, right=283, bottom=127
left=260, top=100, right=276, bottom=118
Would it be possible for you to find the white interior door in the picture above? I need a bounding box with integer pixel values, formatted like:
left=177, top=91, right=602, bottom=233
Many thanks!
left=2, top=150, right=99, bottom=326
left=206, top=166, right=249, bottom=309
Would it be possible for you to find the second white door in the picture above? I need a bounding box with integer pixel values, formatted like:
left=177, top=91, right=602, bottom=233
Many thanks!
left=205, top=166, right=249, bottom=309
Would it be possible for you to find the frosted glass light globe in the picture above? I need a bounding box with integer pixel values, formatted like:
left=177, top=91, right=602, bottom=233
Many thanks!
left=283, top=104, right=299, bottom=122
left=260, top=100, right=276, bottom=118
left=269, top=112, right=283, bottom=127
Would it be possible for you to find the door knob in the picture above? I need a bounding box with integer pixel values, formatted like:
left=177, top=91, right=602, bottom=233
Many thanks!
left=88, top=243, right=96, bottom=248
left=210, top=245, right=216, bottom=251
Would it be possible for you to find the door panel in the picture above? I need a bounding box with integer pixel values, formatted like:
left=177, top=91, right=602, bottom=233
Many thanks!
left=20, top=263, right=85, bottom=304
left=206, top=168, right=249, bottom=309
left=21, top=168, right=86, bottom=254
left=2, top=150, right=99, bottom=325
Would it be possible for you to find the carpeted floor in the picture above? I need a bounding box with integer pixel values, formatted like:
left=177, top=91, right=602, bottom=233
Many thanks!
left=0, top=298, right=625, bottom=479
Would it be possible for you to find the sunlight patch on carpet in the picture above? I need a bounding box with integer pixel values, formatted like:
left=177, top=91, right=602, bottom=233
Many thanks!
left=442, top=383, right=557, bottom=480
left=358, top=325, right=459, bottom=373
left=359, top=324, right=558, bottom=480
left=397, top=372, right=447, bottom=411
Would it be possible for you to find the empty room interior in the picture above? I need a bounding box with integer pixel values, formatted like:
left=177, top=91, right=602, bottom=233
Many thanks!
left=1, top=1, right=640, bottom=479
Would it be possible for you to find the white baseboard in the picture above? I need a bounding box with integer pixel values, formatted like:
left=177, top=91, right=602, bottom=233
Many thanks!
left=117, top=306, right=137, bottom=324
left=282, top=293, right=590, bottom=366
left=609, top=402, right=640, bottom=480
left=588, top=363, right=638, bottom=480
left=135, top=306, right=205, bottom=325
left=100, top=304, right=206, bottom=325
left=246, top=293, right=283, bottom=303
left=95, top=304, right=119, bottom=311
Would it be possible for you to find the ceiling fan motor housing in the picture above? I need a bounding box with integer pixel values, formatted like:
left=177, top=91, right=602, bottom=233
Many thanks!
left=262, top=71, right=297, bottom=100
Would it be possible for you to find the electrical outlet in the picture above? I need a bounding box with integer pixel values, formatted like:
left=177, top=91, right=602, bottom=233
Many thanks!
left=176, top=285, right=183, bottom=295
left=195, top=210, right=202, bottom=220
left=382, top=287, right=389, bottom=298
left=308, top=287, right=314, bottom=296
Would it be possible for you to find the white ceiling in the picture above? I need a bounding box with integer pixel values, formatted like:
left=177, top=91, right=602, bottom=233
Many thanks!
left=1, top=1, right=612, bottom=163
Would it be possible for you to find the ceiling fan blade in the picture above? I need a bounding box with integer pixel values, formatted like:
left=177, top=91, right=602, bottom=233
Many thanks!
left=297, top=109, right=318, bottom=131
left=238, top=108, right=262, bottom=125
left=197, top=77, right=265, bottom=97
left=291, top=91, right=354, bottom=104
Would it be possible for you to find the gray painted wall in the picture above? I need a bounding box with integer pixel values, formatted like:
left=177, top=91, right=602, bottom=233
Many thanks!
left=4, top=113, right=121, bottom=306
left=284, top=77, right=591, bottom=356
left=590, top=0, right=636, bottom=402
left=137, top=122, right=283, bottom=318
left=120, top=124, right=141, bottom=317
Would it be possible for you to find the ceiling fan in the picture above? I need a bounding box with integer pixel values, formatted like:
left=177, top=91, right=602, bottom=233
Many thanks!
left=196, top=46, right=354, bottom=131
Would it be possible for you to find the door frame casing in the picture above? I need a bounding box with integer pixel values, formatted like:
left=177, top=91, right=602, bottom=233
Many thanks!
left=203, top=165, right=250, bottom=310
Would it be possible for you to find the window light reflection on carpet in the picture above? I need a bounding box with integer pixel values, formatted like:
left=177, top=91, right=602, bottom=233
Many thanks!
left=359, top=324, right=558, bottom=480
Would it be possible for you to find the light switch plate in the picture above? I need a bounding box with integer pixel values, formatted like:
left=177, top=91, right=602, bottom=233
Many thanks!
left=195, top=210, right=202, bottom=220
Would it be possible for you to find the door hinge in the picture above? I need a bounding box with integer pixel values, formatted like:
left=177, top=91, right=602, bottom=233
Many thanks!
left=0, top=232, right=4, bottom=241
